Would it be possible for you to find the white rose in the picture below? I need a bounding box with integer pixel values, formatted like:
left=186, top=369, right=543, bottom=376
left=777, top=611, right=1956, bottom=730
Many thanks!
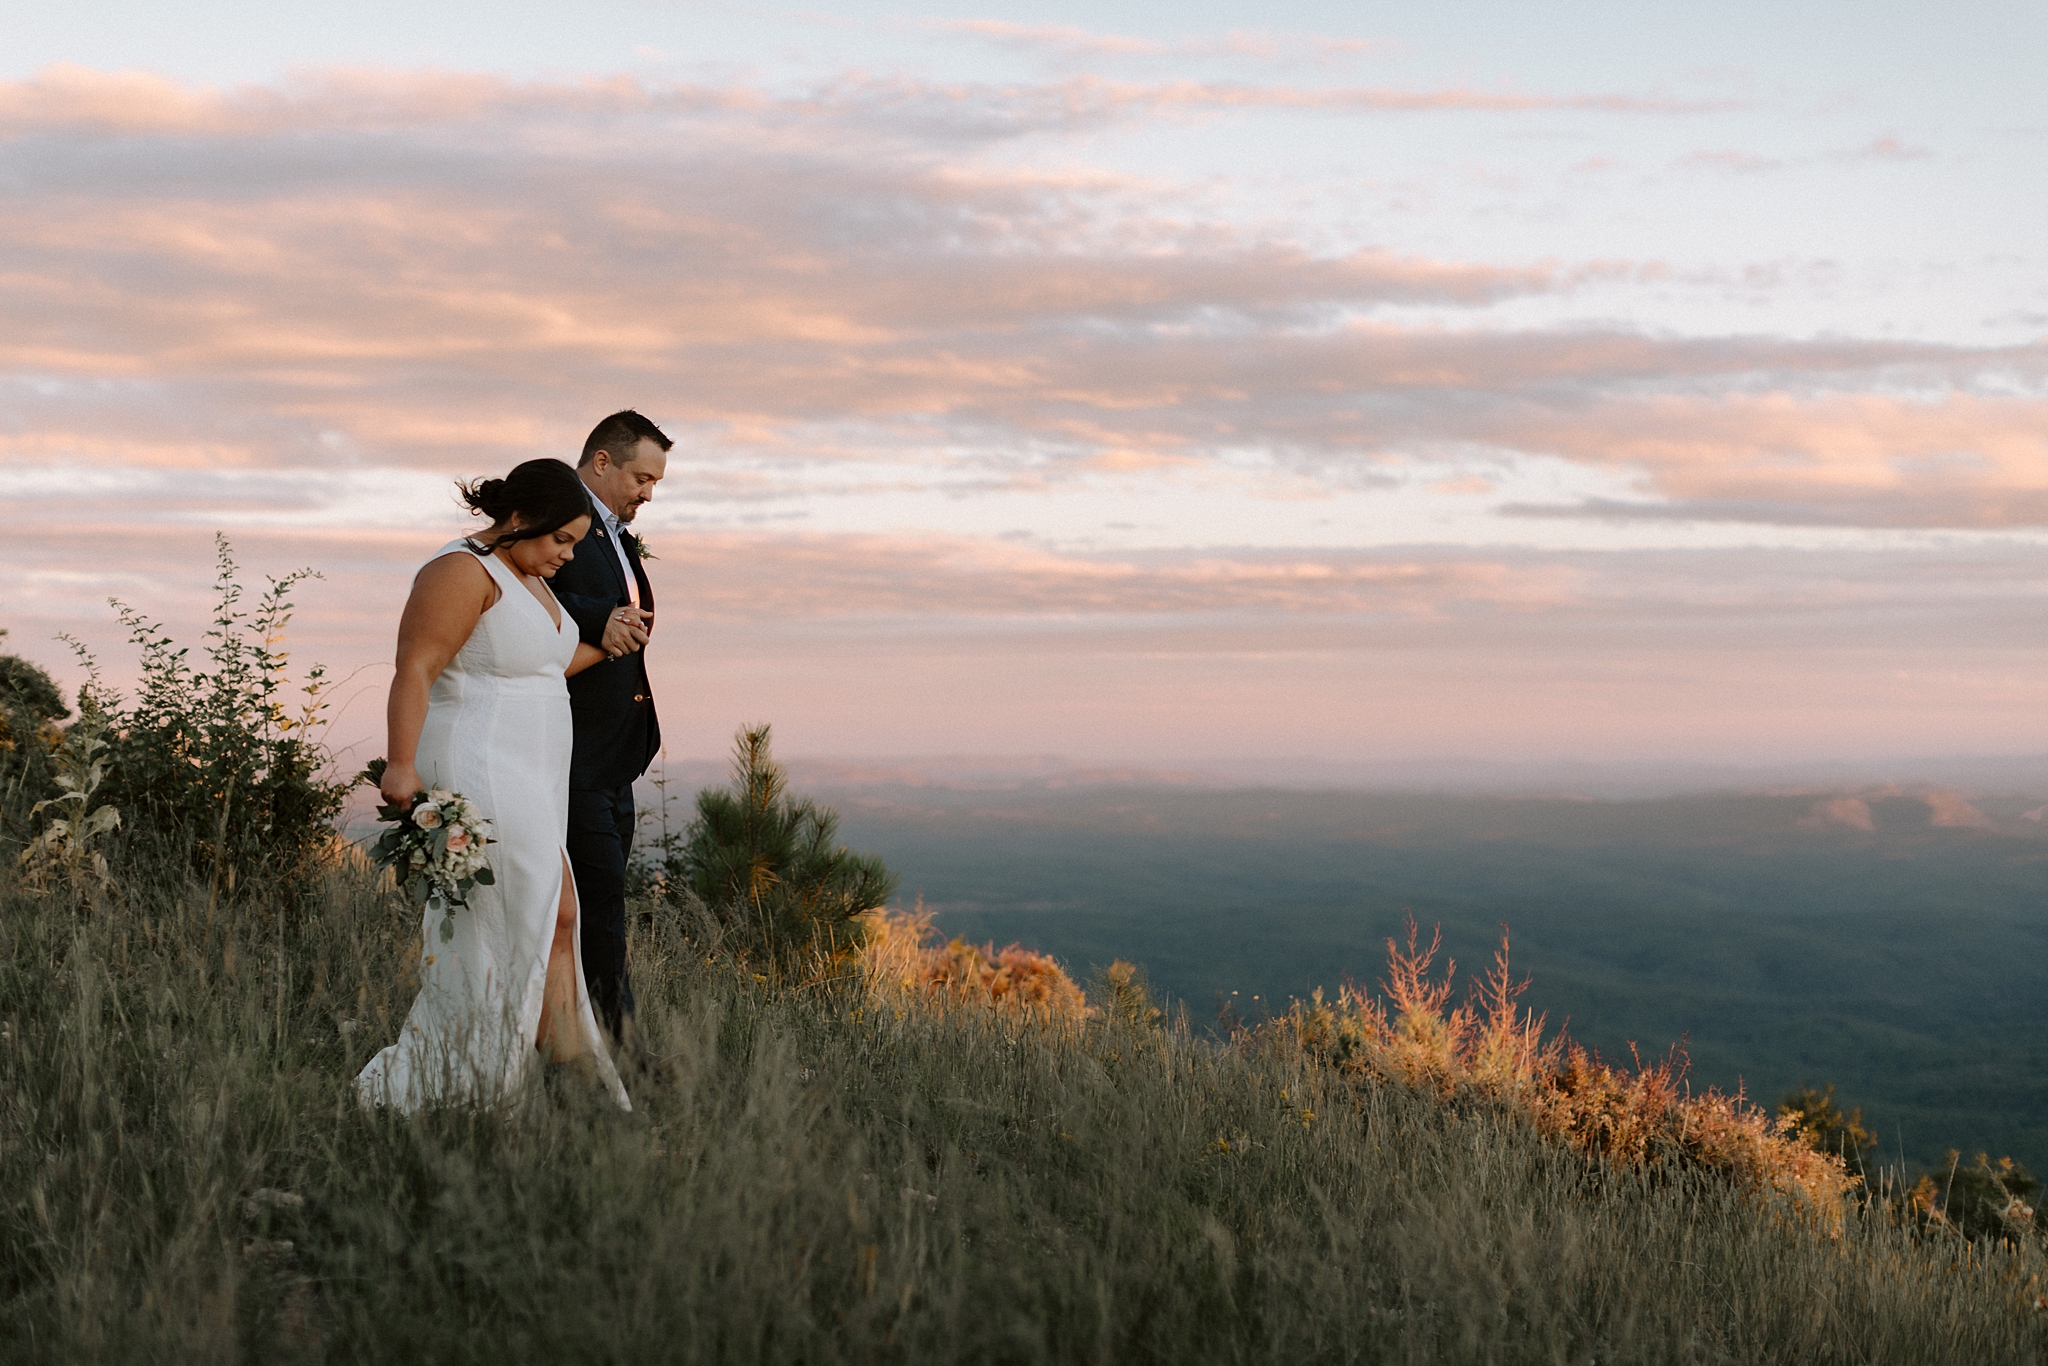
left=413, top=804, right=443, bottom=830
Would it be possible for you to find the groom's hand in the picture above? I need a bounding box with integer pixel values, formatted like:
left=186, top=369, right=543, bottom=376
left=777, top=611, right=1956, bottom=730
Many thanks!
left=600, top=607, right=651, bottom=660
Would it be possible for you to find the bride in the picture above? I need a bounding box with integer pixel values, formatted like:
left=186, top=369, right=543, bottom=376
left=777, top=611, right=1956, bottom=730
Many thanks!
left=357, top=458, right=631, bottom=1112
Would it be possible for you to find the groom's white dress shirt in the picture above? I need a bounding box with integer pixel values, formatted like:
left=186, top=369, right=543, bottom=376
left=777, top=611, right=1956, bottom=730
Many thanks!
left=587, top=490, right=640, bottom=607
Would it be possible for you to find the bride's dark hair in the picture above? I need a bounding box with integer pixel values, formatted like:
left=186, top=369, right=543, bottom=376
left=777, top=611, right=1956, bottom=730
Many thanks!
left=457, top=459, right=591, bottom=548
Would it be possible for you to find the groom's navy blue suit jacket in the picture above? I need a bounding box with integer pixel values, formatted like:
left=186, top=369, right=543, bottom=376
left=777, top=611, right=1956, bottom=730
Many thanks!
left=551, top=497, right=661, bottom=791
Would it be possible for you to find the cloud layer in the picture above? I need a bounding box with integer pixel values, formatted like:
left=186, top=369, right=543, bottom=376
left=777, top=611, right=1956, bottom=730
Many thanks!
left=1, top=64, right=2041, bottom=531
left=3, top=58, right=2043, bottom=767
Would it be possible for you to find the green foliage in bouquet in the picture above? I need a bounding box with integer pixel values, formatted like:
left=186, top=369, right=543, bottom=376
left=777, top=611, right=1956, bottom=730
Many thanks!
left=88, top=535, right=348, bottom=892
left=356, top=758, right=496, bottom=943
left=669, top=724, right=896, bottom=979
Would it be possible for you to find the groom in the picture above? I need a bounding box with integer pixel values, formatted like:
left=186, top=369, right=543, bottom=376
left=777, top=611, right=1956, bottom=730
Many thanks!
left=551, top=409, right=670, bottom=1050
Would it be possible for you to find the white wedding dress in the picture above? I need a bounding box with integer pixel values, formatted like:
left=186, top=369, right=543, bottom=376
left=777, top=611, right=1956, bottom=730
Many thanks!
left=356, top=541, right=631, bottom=1113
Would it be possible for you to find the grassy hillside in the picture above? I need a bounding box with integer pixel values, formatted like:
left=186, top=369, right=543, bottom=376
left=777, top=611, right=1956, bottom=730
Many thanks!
left=818, top=783, right=2048, bottom=1177
left=6, top=858, right=2048, bottom=1363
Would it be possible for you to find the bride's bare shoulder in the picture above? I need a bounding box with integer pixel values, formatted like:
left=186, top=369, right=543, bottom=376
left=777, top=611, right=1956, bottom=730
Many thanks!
left=413, top=546, right=499, bottom=607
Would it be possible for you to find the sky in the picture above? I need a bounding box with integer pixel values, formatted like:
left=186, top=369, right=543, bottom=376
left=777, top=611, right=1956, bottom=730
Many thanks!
left=3, top=1, right=2045, bottom=777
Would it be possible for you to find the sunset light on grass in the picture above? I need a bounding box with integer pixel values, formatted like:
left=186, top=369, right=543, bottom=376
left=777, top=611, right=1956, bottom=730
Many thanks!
left=7, top=8, right=2048, bottom=1359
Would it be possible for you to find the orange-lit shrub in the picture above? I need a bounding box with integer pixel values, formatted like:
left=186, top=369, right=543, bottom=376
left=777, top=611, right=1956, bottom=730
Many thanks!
left=861, top=905, right=1089, bottom=1024
left=1280, top=917, right=1858, bottom=1227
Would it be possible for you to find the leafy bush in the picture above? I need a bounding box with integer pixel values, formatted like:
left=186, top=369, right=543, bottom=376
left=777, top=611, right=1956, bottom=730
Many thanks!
left=1278, top=916, right=1862, bottom=1225
left=87, top=535, right=347, bottom=892
left=1781, top=1085, right=1877, bottom=1169
left=863, top=904, right=1090, bottom=1023
left=0, top=631, right=69, bottom=729
left=0, top=632, right=67, bottom=845
left=1904, top=1152, right=2042, bottom=1244
left=665, top=725, right=897, bottom=979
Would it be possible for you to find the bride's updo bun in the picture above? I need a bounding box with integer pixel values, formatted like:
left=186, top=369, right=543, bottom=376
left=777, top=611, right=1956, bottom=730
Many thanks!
left=456, top=459, right=591, bottom=547
left=464, top=477, right=513, bottom=522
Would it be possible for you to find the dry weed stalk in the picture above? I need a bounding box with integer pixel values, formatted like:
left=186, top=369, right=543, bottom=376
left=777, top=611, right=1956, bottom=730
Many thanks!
left=17, top=698, right=120, bottom=891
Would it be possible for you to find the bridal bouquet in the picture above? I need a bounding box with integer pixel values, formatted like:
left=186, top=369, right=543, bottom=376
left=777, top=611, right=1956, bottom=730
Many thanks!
left=359, top=759, right=497, bottom=942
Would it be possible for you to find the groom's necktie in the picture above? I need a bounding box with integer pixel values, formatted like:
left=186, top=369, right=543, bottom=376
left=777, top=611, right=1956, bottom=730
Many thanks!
left=595, top=500, right=639, bottom=607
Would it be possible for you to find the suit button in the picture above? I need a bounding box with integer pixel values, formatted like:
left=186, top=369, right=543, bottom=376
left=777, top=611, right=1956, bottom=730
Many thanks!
left=633, top=693, right=645, bottom=702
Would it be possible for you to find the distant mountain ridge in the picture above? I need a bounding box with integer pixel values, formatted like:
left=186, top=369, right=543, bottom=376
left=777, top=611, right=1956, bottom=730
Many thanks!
left=639, top=751, right=2048, bottom=801
left=798, top=781, right=2048, bottom=1180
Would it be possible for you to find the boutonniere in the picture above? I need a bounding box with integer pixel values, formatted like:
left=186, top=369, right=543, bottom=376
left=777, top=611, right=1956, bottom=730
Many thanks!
left=621, top=529, right=655, bottom=561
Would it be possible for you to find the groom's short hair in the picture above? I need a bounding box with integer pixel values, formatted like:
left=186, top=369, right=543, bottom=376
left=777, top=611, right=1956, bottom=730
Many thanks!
left=579, top=410, right=673, bottom=467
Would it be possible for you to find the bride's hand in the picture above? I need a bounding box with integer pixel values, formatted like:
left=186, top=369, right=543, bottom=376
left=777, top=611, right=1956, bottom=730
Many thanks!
left=379, top=760, right=423, bottom=810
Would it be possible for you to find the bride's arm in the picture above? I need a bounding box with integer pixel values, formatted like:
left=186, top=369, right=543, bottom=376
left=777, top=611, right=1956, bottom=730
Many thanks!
left=565, top=642, right=606, bottom=678
left=380, top=556, right=495, bottom=808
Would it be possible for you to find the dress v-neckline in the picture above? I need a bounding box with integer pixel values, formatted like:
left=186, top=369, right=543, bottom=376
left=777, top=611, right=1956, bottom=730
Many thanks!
left=480, top=545, right=565, bottom=634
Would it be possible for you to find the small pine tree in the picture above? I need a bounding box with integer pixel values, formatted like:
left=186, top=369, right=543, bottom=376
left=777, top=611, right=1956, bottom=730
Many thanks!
left=1779, top=1085, right=1876, bottom=1167
left=1094, top=960, right=1163, bottom=1029
left=673, top=725, right=897, bottom=980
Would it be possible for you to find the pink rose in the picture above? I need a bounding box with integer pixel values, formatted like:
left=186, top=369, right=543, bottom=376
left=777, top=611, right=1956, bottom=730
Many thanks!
left=445, top=829, right=470, bottom=852
left=413, top=804, right=443, bottom=830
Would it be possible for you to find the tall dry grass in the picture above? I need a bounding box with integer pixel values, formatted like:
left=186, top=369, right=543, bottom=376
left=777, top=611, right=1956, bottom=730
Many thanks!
left=6, top=849, right=2048, bottom=1364
left=1279, top=918, right=1861, bottom=1226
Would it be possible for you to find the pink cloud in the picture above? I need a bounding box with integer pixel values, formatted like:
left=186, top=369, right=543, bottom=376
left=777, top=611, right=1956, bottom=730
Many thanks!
left=0, top=64, right=2036, bottom=538
left=937, top=20, right=1170, bottom=57
left=1923, top=790, right=1995, bottom=828
left=1677, top=149, right=1782, bottom=173
left=934, top=22, right=1394, bottom=67
left=1494, top=392, right=2048, bottom=528
left=0, top=63, right=1723, bottom=147
left=1797, top=797, right=1874, bottom=831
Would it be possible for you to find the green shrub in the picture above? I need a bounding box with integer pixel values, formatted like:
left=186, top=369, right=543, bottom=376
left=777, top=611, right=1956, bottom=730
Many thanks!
left=87, top=535, right=347, bottom=892
left=0, top=632, right=69, bottom=728
left=1781, top=1085, right=1877, bottom=1171
left=1919, top=1152, right=2042, bottom=1245
left=0, top=644, right=66, bottom=858
left=664, top=724, right=896, bottom=979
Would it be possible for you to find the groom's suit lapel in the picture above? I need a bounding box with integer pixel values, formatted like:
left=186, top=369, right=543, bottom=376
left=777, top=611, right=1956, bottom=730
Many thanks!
left=584, top=496, right=629, bottom=601
left=623, top=534, right=654, bottom=612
